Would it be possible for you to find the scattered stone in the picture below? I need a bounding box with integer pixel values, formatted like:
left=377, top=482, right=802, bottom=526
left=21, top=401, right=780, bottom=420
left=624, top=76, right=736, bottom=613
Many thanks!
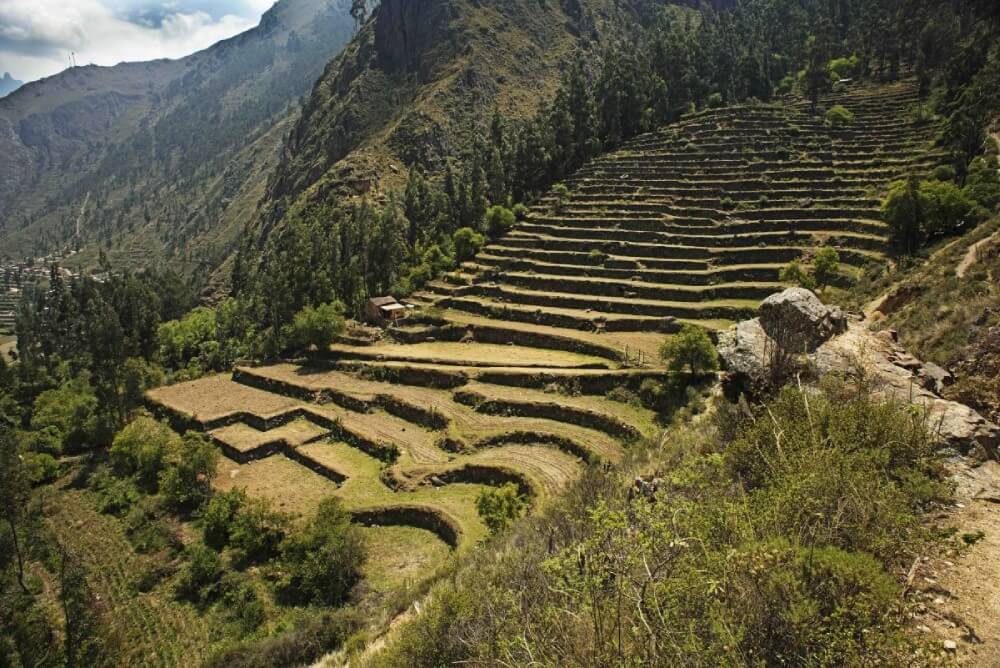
left=758, top=287, right=847, bottom=352
left=943, top=640, right=958, bottom=652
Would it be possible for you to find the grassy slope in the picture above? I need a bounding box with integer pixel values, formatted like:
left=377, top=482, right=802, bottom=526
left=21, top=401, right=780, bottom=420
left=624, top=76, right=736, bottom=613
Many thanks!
left=842, top=215, right=1000, bottom=423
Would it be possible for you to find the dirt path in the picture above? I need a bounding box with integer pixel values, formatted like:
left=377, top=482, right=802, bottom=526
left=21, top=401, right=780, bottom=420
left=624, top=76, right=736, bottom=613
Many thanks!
left=956, top=230, right=999, bottom=278
left=914, top=460, right=1000, bottom=664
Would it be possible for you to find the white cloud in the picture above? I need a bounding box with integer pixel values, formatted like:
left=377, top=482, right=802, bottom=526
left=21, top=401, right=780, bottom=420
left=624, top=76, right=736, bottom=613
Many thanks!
left=0, top=0, right=262, bottom=83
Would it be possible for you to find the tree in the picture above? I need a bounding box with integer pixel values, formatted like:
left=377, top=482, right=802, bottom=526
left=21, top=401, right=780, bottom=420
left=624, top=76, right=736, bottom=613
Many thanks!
left=201, top=487, right=247, bottom=549
left=59, top=549, right=102, bottom=667
left=476, top=483, right=526, bottom=535
left=659, top=324, right=720, bottom=375
left=882, top=177, right=923, bottom=255
left=803, top=26, right=834, bottom=112
left=780, top=259, right=817, bottom=290
left=812, top=248, right=841, bottom=288
left=31, top=376, right=99, bottom=453
left=0, top=426, right=29, bottom=593
left=277, top=497, right=365, bottom=606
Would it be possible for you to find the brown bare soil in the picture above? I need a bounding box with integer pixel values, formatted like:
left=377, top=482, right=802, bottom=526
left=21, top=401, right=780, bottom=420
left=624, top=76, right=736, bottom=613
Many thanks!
left=915, top=461, right=1000, bottom=664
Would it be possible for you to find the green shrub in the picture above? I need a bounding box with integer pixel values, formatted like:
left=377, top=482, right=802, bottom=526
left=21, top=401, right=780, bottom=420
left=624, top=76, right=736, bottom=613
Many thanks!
left=812, top=247, right=840, bottom=287
left=476, top=483, right=527, bottom=534
left=201, top=488, right=247, bottom=549
left=707, top=92, right=724, bottom=108
left=22, top=452, right=59, bottom=485
left=219, top=573, right=265, bottom=636
left=276, top=497, right=365, bottom=606
left=174, top=544, right=224, bottom=605
left=780, top=259, right=817, bottom=289
left=124, top=499, right=181, bottom=554
left=159, top=432, right=218, bottom=512
left=825, top=104, right=855, bottom=128
left=286, top=301, right=346, bottom=352
left=484, top=205, right=516, bottom=237
left=30, top=376, right=101, bottom=453
left=203, top=610, right=359, bottom=668
left=109, top=415, right=180, bottom=489
left=228, top=497, right=290, bottom=566
left=932, top=164, right=957, bottom=181
left=91, top=472, right=140, bottom=516
left=512, top=203, right=530, bottom=220
left=919, top=178, right=978, bottom=237
left=658, top=325, right=719, bottom=375
left=827, top=55, right=860, bottom=80
left=453, top=227, right=485, bottom=262
left=964, top=154, right=1000, bottom=210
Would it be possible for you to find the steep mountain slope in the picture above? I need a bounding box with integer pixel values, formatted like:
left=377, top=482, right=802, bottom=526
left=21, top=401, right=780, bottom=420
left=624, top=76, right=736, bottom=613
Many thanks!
left=0, top=0, right=356, bottom=274
left=248, top=0, right=663, bottom=245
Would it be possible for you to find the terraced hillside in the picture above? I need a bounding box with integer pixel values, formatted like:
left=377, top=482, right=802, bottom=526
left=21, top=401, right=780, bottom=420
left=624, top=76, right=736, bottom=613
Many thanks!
left=147, top=357, right=658, bottom=585
left=145, top=79, right=941, bottom=592
left=421, top=80, right=942, bottom=339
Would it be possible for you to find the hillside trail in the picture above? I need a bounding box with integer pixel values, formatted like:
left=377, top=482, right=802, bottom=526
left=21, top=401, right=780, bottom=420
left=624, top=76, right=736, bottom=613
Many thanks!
left=916, top=460, right=1000, bottom=664
left=956, top=229, right=999, bottom=278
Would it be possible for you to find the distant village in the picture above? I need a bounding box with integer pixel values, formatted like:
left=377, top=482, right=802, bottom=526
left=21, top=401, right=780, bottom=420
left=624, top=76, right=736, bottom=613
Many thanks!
left=0, top=250, right=79, bottom=333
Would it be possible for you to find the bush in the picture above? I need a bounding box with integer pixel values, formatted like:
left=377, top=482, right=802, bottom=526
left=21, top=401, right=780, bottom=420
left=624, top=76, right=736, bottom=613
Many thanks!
left=825, top=104, right=855, bottom=128
left=287, top=301, right=346, bottom=352
left=174, top=543, right=224, bottom=605
left=453, top=227, right=485, bottom=262
left=707, top=92, right=724, bottom=108
left=658, top=324, right=719, bottom=375
left=109, top=414, right=180, bottom=489
left=219, top=573, right=265, bottom=636
left=159, top=432, right=218, bottom=512
left=91, top=473, right=140, bottom=516
left=827, top=55, right=859, bottom=79
left=228, top=497, right=289, bottom=566
left=964, top=154, right=1000, bottom=210
left=919, top=178, right=978, bottom=237
left=812, top=247, right=840, bottom=287
left=22, top=452, right=59, bottom=485
left=277, top=498, right=365, bottom=606
left=512, top=203, right=530, bottom=220
left=932, top=164, right=957, bottom=181
left=780, top=259, right=817, bottom=290
left=475, top=483, right=527, bottom=534
left=484, top=205, right=516, bottom=237
left=201, top=488, right=247, bottom=549
left=551, top=184, right=570, bottom=212
left=203, top=610, right=359, bottom=668
left=30, top=376, right=100, bottom=453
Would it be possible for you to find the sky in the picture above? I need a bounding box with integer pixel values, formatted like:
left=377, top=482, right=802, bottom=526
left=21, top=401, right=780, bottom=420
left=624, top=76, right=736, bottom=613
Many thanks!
left=0, top=0, right=275, bottom=85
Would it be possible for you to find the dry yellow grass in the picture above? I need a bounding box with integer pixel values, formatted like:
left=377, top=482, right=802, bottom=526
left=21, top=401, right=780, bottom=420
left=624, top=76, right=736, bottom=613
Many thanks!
left=214, top=454, right=339, bottom=518
left=210, top=418, right=327, bottom=453
left=148, top=374, right=298, bottom=423
left=328, top=340, right=612, bottom=368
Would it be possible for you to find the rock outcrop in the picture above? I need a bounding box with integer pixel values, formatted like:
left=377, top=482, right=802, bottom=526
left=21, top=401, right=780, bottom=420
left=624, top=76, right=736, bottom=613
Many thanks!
left=718, top=288, right=1000, bottom=457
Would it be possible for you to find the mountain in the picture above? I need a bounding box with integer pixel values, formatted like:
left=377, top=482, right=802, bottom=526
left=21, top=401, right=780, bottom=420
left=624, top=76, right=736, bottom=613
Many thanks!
left=0, top=73, right=22, bottom=98
left=246, top=0, right=665, bottom=249
left=0, top=0, right=356, bottom=280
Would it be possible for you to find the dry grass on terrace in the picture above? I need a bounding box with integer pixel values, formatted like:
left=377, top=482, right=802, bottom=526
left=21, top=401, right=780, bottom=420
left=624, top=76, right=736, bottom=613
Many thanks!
left=147, top=374, right=299, bottom=422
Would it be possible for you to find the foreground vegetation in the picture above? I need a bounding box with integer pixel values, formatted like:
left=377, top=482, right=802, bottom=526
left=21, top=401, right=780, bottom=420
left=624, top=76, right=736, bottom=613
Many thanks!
left=371, top=378, right=953, bottom=666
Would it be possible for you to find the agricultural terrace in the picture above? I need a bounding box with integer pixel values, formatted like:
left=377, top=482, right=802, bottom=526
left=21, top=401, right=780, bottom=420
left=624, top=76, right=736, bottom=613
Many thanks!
left=146, top=79, right=940, bottom=591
